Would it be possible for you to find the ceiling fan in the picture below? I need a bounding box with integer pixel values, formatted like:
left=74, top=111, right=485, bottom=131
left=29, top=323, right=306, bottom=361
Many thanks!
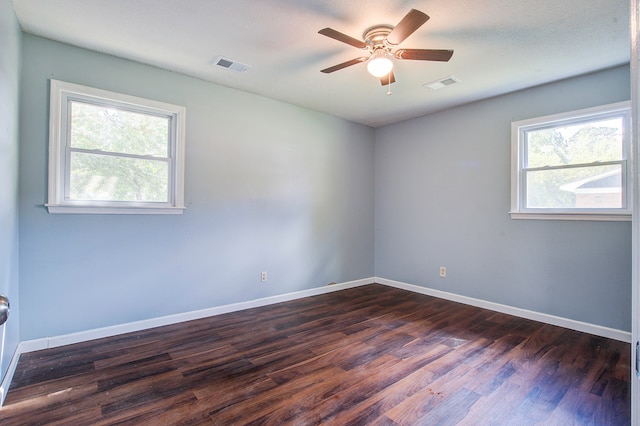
left=318, top=9, right=453, bottom=86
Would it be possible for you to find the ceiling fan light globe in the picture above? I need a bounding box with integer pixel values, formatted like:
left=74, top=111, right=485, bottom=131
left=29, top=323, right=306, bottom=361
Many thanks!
left=367, top=56, right=393, bottom=77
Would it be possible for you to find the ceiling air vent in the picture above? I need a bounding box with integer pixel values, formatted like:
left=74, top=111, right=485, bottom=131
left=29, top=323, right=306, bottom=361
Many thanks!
left=212, top=56, right=250, bottom=73
left=424, top=76, right=460, bottom=90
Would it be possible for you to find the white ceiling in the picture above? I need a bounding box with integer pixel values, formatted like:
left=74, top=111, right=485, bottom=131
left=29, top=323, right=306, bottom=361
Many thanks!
left=11, top=0, right=630, bottom=127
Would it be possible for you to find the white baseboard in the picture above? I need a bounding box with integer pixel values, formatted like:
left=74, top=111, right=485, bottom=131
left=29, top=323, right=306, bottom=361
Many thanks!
left=376, top=277, right=631, bottom=343
left=1, top=275, right=630, bottom=408
left=24, top=277, right=375, bottom=352
left=0, top=340, right=30, bottom=407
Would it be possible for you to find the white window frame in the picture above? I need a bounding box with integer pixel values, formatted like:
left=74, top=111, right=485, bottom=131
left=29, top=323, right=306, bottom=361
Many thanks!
left=510, top=101, right=632, bottom=221
left=47, top=80, right=186, bottom=214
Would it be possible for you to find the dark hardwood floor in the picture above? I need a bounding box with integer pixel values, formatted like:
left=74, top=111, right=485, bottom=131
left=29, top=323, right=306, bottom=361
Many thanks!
left=0, top=284, right=630, bottom=425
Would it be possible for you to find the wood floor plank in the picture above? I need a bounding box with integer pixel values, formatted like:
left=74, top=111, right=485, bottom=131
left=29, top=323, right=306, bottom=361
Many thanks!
left=0, top=284, right=630, bottom=425
left=209, top=366, right=348, bottom=423
left=266, top=354, right=403, bottom=425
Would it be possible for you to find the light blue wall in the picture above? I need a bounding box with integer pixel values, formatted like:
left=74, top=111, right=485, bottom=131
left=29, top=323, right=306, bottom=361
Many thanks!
left=16, top=33, right=632, bottom=341
left=19, top=35, right=375, bottom=340
left=0, top=1, right=21, bottom=380
left=375, top=65, right=632, bottom=331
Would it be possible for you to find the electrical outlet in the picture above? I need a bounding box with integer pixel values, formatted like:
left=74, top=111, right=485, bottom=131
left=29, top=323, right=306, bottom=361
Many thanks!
left=439, top=267, right=447, bottom=278
left=261, top=271, right=268, bottom=282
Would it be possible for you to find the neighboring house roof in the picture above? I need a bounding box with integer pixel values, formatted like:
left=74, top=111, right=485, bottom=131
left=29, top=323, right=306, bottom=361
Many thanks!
left=560, top=169, right=621, bottom=194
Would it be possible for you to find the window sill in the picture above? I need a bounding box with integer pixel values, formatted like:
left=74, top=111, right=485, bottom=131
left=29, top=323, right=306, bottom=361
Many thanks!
left=45, top=204, right=186, bottom=215
left=509, top=211, right=631, bottom=221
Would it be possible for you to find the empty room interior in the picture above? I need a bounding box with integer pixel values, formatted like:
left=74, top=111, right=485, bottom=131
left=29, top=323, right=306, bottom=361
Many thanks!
left=0, top=0, right=636, bottom=424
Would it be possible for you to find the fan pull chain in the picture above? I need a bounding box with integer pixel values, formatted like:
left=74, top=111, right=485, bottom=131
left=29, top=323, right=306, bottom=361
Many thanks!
left=387, top=71, right=392, bottom=95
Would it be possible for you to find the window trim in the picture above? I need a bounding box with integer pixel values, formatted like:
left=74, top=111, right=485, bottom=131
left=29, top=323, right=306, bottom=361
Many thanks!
left=47, top=80, right=186, bottom=214
left=510, top=101, right=632, bottom=221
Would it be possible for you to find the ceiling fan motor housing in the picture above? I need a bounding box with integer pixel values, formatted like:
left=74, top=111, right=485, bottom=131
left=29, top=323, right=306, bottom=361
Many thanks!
left=363, top=25, right=394, bottom=52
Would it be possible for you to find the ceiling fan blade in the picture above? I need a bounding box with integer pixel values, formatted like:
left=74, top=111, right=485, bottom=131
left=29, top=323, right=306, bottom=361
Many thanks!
left=386, top=9, right=430, bottom=45
left=321, top=57, right=368, bottom=73
left=379, top=71, right=396, bottom=86
left=395, top=48, right=454, bottom=62
left=318, top=28, right=367, bottom=49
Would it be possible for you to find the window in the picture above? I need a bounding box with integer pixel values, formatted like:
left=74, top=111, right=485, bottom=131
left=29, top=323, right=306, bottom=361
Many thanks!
left=47, top=80, right=186, bottom=214
left=510, top=101, right=631, bottom=221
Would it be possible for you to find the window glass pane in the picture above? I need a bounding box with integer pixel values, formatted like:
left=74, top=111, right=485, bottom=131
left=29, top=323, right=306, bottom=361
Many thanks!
left=69, top=151, right=168, bottom=202
left=526, top=117, right=623, bottom=168
left=525, top=164, right=621, bottom=209
left=70, top=101, right=169, bottom=157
